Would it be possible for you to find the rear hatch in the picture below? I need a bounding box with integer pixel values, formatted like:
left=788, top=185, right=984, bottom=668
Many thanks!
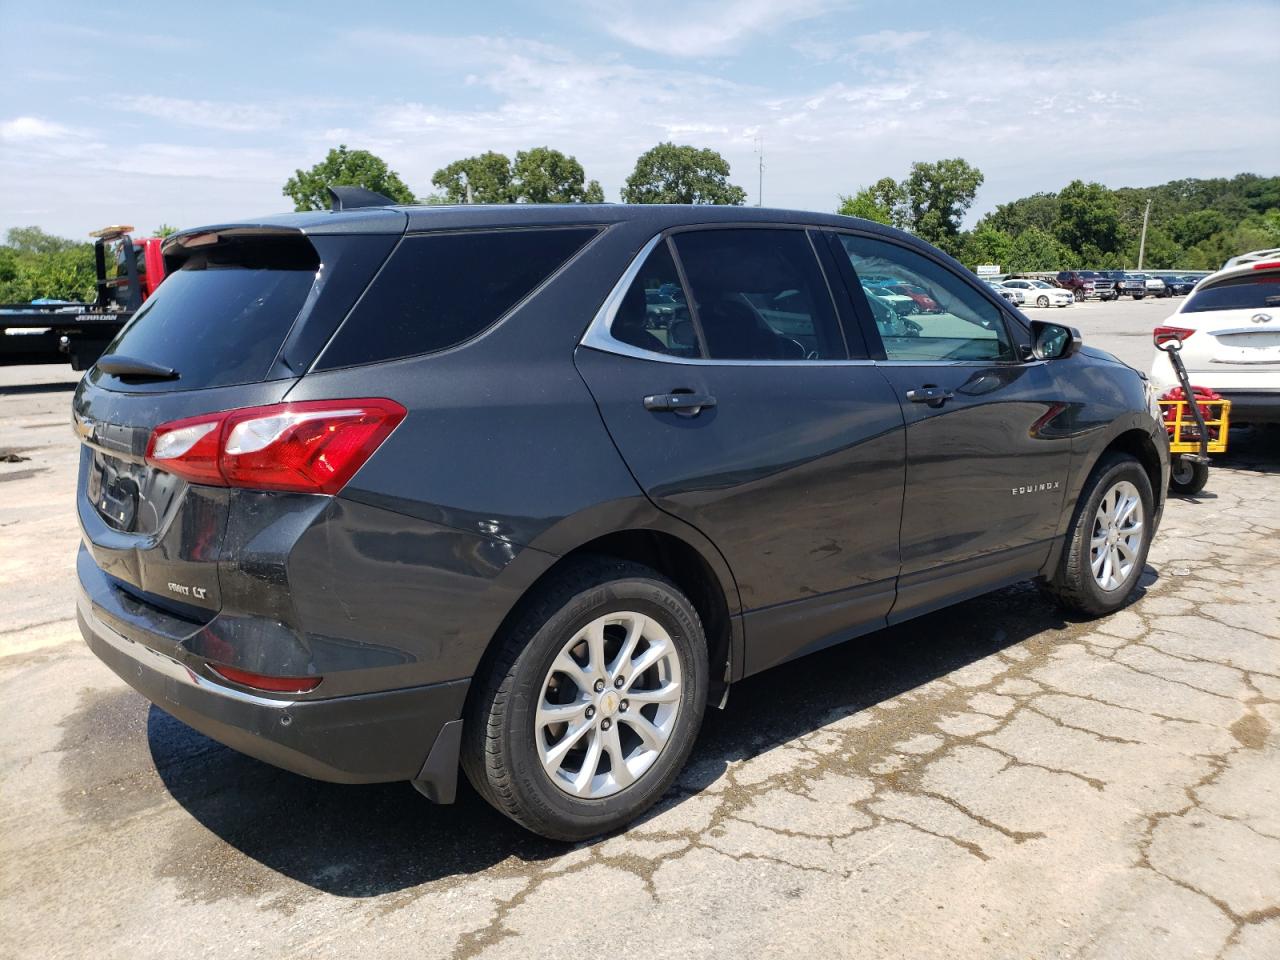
left=74, top=214, right=404, bottom=624
left=1180, top=271, right=1280, bottom=386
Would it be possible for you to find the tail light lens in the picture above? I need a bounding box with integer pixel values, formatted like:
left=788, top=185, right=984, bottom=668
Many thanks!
left=1153, top=326, right=1196, bottom=346
left=146, top=398, right=406, bottom=494
left=209, top=663, right=323, bottom=693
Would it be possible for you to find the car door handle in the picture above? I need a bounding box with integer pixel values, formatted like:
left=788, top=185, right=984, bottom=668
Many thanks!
left=905, top=386, right=954, bottom=408
left=643, top=392, right=717, bottom=415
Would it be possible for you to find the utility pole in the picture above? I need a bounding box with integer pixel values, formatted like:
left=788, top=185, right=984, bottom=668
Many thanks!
left=1137, top=198, right=1152, bottom=269
left=754, top=135, right=764, bottom=207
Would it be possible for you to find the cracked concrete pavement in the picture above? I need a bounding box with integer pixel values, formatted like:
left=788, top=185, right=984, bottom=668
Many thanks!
left=1, top=345, right=1277, bottom=960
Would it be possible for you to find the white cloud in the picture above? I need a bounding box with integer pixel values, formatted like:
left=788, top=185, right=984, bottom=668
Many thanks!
left=583, top=0, right=847, bottom=56
left=111, top=96, right=287, bottom=133
left=0, top=116, right=77, bottom=142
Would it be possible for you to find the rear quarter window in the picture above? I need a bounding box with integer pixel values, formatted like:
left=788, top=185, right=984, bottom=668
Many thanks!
left=316, top=227, right=599, bottom=369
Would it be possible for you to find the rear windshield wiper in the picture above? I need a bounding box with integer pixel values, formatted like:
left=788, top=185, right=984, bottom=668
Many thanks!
left=94, top=354, right=180, bottom=381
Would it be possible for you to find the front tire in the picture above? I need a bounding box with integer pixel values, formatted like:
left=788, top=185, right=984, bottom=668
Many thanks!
left=1037, top=295, right=1050, bottom=308
left=461, top=557, right=708, bottom=840
left=1044, top=453, right=1154, bottom=617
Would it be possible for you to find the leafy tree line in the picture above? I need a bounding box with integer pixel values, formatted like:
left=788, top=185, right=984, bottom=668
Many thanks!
left=0, top=227, right=99, bottom=303
left=282, top=142, right=746, bottom=210
left=841, top=163, right=1280, bottom=271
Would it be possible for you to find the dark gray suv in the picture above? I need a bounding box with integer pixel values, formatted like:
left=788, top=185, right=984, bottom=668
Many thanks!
left=74, top=200, right=1169, bottom=839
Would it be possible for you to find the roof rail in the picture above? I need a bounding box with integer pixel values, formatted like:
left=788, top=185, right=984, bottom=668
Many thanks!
left=1223, top=248, right=1280, bottom=269
left=327, top=186, right=397, bottom=212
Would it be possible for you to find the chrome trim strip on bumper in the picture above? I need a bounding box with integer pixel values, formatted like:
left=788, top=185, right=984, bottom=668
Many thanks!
left=77, top=593, right=290, bottom=710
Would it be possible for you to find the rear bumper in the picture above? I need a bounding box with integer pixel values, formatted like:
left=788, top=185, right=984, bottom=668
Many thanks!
left=76, top=589, right=469, bottom=795
left=1217, top=391, right=1280, bottom=425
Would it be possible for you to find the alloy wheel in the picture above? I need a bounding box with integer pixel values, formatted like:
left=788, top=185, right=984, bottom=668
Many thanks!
left=1090, top=480, right=1145, bottom=592
left=536, top=612, right=682, bottom=799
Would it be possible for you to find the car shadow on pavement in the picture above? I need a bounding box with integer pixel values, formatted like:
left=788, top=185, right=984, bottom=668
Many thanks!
left=150, top=577, right=1098, bottom=898
left=0, top=380, right=80, bottom=396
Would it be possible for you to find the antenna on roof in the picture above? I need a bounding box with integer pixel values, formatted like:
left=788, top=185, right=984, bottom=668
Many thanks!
left=327, top=186, right=396, bottom=211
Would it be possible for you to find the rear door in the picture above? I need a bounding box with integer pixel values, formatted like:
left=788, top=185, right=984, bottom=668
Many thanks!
left=74, top=226, right=399, bottom=618
left=826, top=231, right=1074, bottom=621
left=576, top=226, right=906, bottom=676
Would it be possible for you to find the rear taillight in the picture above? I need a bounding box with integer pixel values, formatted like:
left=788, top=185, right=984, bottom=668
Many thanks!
left=209, top=663, right=323, bottom=693
left=1153, top=326, right=1196, bottom=346
left=146, top=398, right=406, bottom=494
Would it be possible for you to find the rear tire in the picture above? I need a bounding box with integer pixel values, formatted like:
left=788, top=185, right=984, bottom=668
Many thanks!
left=461, top=557, right=708, bottom=840
left=1170, top=457, right=1210, bottom=496
left=1044, top=452, right=1154, bottom=617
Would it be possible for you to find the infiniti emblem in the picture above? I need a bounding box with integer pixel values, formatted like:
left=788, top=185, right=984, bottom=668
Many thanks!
left=1252, top=313, right=1273, bottom=324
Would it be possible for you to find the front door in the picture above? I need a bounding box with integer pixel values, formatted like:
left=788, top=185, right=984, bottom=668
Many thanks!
left=576, top=227, right=906, bottom=675
left=827, top=231, right=1074, bottom=622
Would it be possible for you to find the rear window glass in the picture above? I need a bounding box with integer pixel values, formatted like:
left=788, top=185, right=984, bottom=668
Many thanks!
left=1183, top=274, right=1280, bottom=313
left=317, top=227, right=598, bottom=369
left=101, top=234, right=318, bottom=390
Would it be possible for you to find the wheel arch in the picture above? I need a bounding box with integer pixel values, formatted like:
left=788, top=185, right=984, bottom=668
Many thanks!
left=1043, top=420, right=1168, bottom=580
left=469, top=515, right=743, bottom=719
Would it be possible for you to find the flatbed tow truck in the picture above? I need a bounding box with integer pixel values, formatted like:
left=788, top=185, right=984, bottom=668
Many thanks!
left=0, top=226, right=165, bottom=369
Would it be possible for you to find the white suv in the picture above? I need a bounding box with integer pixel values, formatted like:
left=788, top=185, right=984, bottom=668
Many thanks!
left=1149, top=252, right=1280, bottom=424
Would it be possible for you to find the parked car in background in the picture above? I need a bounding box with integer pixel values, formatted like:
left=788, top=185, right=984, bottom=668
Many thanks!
left=72, top=199, right=1169, bottom=840
left=1055, top=270, right=1100, bottom=301
left=888, top=282, right=943, bottom=313
left=1156, top=275, right=1196, bottom=297
left=1130, top=274, right=1166, bottom=297
left=1003, top=278, right=1074, bottom=308
left=1149, top=251, right=1280, bottom=425
left=986, top=280, right=1021, bottom=304
left=1114, top=272, right=1148, bottom=299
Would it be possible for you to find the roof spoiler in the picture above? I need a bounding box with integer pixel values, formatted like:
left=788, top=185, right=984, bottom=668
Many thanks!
left=327, top=186, right=397, bottom=211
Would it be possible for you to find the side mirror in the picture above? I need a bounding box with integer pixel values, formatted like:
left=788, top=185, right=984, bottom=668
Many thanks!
left=1030, top=320, right=1082, bottom=360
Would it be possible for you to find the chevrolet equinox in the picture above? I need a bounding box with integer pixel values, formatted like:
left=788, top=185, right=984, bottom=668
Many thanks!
left=74, top=196, right=1169, bottom=839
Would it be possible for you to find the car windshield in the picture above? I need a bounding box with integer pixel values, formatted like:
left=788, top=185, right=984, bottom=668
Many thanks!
left=1183, top=275, right=1280, bottom=313
left=1031, top=281, right=1052, bottom=288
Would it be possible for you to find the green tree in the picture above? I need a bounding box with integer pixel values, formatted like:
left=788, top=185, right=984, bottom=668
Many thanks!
left=980, top=192, right=1060, bottom=238
left=837, top=177, right=906, bottom=227
left=283, top=145, right=415, bottom=212
left=152, top=223, right=178, bottom=238
left=583, top=179, right=606, bottom=203
left=961, top=223, right=1016, bottom=269
left=1006, top=226, right=1072, bottom=272
left=1169, top=209, right=1227, bottom=249
left=621, top=142, right=747, bottom=205
left=0, top=229, right=97, bottom=303
left=431, top=151, right=515, bottom=204
left=1054, top=180, right=1120, bottom=259
left=5, top=226, right=81, bottom=255
left=901, top=158, right=984, bottom=248
left=511, top=147, right=601, bottom=203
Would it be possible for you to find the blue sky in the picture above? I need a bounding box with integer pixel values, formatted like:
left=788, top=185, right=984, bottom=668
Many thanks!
left=2, top=0, right=1277, bottom=238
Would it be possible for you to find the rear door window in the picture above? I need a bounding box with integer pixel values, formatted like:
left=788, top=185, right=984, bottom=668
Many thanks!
left=672, top=229, right=845, bottom=360
left=101, top=233, right=320, bottom=390
left=609, top=240, right=700, bottom=357
left=317, top=227, right=598, bottom=369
